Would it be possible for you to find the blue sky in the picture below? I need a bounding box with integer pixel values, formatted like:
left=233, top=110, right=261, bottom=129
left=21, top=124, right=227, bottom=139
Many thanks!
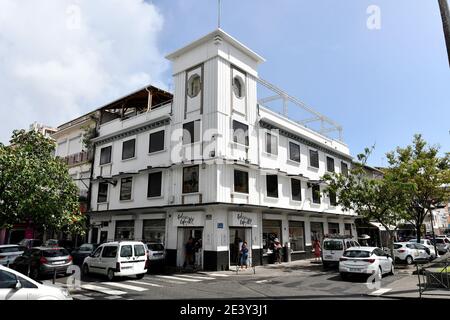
left=152, top=0, right=450, bottom=166
left=0, top=0, right=448, bottom=167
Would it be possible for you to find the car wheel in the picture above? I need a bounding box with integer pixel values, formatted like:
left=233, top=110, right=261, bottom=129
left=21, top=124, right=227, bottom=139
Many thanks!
left=107, top=269, right=115, bottom=281
left=136, top=273, right=145, bottom=280
left=82, top=264, right=89, bottom=276
left=406, top=256, right=413, bottom=265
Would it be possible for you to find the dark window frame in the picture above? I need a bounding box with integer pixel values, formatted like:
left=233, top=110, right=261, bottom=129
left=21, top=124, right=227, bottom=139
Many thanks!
left=291, top=179, right=302, bottom=201
left=265, top=132, right=278, bottom=155
left=100, top=146, right=112, bottom=165
left=232, top=120, right=249, bottom=146
left=266, top=175, right=279, bottom=198
left=182, top=165, right=199, bottom=194
left=341, top=161, right=349, bottom=177
left=326, top=156, right=335, bottom=173
left=147, top=171, right=163, bottom=198
left=122, top=139, right=136, bottom=160
left=149, top=130, right=165, bottom=153
left=329, top=190, right=337, bottom=206
left=183, top=120, right=201, bottom=145
left=120, top=177, right=133, bottom=201
left=309, top=149, right=319, bottom=168
left=289, top=142, right=301, bottom=163
left=234, top=169, right=249, bottom=194
left=97, top=182, right=109, bottom=203
left=312, top=184, right=321, bottom=204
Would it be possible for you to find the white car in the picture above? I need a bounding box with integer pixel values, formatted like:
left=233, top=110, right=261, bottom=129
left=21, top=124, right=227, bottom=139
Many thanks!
left=82, top=241, right=147, bottom=281
left=408, top=239, right=437, bottom=259
left=322, top=237, right=360, bottom=268
left=339, top=247, right=394, bottom=281
left=394, top=242, right=429, bottom=264
left=0, top=265, right=72, bottom=300
left=0, top=245, right=24, bottom=266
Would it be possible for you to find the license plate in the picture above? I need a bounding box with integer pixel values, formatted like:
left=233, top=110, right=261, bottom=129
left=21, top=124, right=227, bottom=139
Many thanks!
left=325, top=255, right=333, bottom=259
left=52, top=261, right=65, bottom=265
left=349, top=268, right=362, bottom=272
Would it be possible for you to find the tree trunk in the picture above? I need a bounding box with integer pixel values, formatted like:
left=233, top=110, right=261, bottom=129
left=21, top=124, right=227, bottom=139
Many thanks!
left=388, top=231, right=396, bottom=265
left=416, top=224, right=421, bottom=243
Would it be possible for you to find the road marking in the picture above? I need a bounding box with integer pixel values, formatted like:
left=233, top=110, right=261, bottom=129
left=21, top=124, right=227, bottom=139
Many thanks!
left=105, top=295, right=123, bottom=300
left=81, top=284, right=127, bottom=296
left=71, top=294, right=94, bottom=300
left=102, top=282, right=148, bottom=292
left=368, top=288, right=392, bottom=296
left=176, top=274, right=216, bottom=280
left=202, top=273, right=229, bottom=277
left=156, top=275, right=202, bottom=282
left=127, top=280, right=163, bottom=287
left=256, top=280, right=269, bottom=284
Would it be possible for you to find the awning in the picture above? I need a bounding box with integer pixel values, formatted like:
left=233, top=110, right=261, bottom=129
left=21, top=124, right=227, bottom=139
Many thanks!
left=369, top=222, right=396, bottom=231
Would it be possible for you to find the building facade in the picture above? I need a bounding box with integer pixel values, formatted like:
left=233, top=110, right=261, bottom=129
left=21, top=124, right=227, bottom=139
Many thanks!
left=84, top=29, right=357, bottom=271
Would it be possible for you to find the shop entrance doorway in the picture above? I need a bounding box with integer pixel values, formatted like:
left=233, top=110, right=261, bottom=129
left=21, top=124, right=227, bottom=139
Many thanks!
left=177, top=228, right=203, bottom=270
left=229, top=227, right=252, bottom=267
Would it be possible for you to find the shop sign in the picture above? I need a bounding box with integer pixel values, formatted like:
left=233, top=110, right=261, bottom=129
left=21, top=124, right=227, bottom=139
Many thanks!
left=229, top=212, right=256, bottom=227
left=173, top=212, right=204, bottom=227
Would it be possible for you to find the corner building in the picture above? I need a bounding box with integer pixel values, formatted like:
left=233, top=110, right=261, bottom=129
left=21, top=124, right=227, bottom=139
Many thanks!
left=88, top=29, right=357, bottom=271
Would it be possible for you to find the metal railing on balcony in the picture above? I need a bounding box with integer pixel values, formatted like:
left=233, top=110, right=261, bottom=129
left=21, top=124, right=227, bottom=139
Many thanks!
left=62, top=151, right=92, bottom=167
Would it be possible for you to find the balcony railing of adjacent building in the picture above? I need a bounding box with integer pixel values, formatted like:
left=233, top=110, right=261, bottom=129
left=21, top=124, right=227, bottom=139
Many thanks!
left=62, top=151, right=92, bottom=167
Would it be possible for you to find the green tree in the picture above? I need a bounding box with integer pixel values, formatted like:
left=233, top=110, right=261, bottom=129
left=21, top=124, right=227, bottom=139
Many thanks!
left=386, top=134, right=450, bottom=243
left=323, top=147, right=411, bottom=259
left=0, top=129, right=85, bottom=235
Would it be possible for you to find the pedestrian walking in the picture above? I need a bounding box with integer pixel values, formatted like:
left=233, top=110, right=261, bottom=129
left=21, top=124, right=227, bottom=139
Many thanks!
left=273, top=238, right=282, bottom=264
left=240, top=241, right=249, bottom=269
left=313, top=239, right=321, bottom=262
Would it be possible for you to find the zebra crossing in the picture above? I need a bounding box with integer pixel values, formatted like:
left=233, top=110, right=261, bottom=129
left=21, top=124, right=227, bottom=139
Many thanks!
left=50, top=272, right=231, bottom=300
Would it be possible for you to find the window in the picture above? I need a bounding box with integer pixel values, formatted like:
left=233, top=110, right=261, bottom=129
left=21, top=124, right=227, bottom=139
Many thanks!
left=149, top=130, right=165, bottom=153
left=101, top=246, right=118, bottom=258
left=266, top=175, right=278, bottom=198
left=265, top=133, right=278, bottom=155
left=233, top=75, right=245, bottom=98
left=309, top=149, right=319, bottom=168
left=328, top=223, right=340, bottom=235
left=43, top=249, right=69, bottom=257
left=92, top=246, right=102, bottom=258
left=291, top=179, right=302, bottom=201
left=183, top=165, right=199, bottom=193
left=134, top=245, right=146, bottom=257
left=289, top=221, right=305, bottom=252
left=312, top=184, right=321, bottom=204
left=329, top=190, right=337, bottom=206
left=234, top=170, right=249, bottom=194
left=324, top=239, right=343, bottom=250
left=289, top=142, right=300, bottom=163
left=120, top=177, right=133, bottom=201
left=343, top=250, right=370, bottom=258
left=147, top=172, right=162, bottom=198
left=115, top=220, right=134, bottom=240
left=122, top=139, right=135, bottom=160
left=120, top=245, right=133, bottom=258
left=97, top=183, right=108, bottom=203
left=18, top=275, right=37, bottom=289
left=262, top=220, right=282, bottom=254
left=183, top=120, right=201, bottom=144
left=142, top=219, right=165, bottom=244
left=341, top=162, right=349, bottom=177
left=232, top=120, right=249, bottom=146
left=100, top=146, right=112, bottom=165
left=0, top=269, right=17, bottom=289
left=187, top=74, right=201, bottom=98
left=326, top=157, right=335, bottom=172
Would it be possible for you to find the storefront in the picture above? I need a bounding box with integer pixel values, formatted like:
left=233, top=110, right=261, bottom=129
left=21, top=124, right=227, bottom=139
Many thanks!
left=173, top=212, right=205, bottom=270
left=142, top=219, right=165, bottom=244
left=228, top=211, right=258, bottom=267
left=115, top=220, right=135, bottom=240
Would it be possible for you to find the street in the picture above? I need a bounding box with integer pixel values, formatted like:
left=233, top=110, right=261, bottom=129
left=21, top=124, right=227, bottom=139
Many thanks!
left=45, top=260, right=416, bottom=300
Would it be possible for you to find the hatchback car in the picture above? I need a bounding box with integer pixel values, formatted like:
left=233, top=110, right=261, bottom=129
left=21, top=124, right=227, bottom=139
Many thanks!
left=0, top=265, right=72, bottom=300
left=144, top=243, right=165, bottom=267
left=433, top=237, right=450, bottom=255
left=339, top=247, right=394, bottom=281
left=409, top=239, right=437, bottom=259
left=0, top=245, right=24, bottom=266
left=11, top=247, right=73, bottom=280
left=82, top=241, right=147, bottom=281
left=71, top=243, right=99, bottom=266
left=394, top=242, right=429, bottom=264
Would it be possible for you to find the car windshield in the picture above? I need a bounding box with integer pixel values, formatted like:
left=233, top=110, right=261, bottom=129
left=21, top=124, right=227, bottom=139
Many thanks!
left=0, top=247, right=21, bottom=254
left=393, top=244, right=403, bottom=249
left=147, top=244, right=164, bottom=251
left=43, top=249, right=69, bottom=257
left=79, top=244, right=93, bottom=251
left=343, top=250, right=371, bottom=258
left=323, top=240, right=343, bottom=251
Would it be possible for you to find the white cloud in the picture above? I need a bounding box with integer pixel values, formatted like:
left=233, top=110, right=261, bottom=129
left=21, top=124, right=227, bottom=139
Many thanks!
left=0, top=0, right=168, bottom=143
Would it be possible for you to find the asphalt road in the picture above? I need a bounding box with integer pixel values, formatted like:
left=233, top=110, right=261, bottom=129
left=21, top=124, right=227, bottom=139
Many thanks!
left=45, top=261, right=415, bottom=300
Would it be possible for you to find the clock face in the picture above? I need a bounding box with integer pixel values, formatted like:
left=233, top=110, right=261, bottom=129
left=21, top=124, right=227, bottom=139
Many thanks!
left=187, top=74, right=201, bottom=98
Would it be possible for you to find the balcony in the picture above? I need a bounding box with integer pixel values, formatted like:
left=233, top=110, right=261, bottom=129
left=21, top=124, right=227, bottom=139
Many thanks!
left=62, top=151, right=92, bottom=167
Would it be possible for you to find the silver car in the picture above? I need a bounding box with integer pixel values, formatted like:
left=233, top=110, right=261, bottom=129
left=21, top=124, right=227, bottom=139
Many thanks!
left=0, top=245, right=24, bottom=266
left=433, top=237, right=450, bottom=255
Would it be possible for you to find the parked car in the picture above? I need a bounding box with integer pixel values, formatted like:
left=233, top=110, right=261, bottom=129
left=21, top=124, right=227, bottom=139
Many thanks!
left=339, top=247, right=394, bottom=281
left=0, top=245, right=24, bottom=266
left=321, top=236, right=361, bottom=268
left=432, top=237, right=450, bottom=255
left=71, top=243, right=99, bottom=266
left=408, top=239, right=437, bottom=259
left=17, top=239, right=42, bottom=251
left=82, top=241, right=147, bottom=281
left=11, top=247, right=73, bottom=280
left=0, top=265, right=72, bottom=300
left=144, top=242, right=165, bottom=271
left=393, top=242, right=429, bottom=264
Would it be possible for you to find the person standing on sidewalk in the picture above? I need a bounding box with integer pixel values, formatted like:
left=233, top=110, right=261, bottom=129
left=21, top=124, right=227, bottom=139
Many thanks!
left=240, top=241, right=249, bottom=269
left=274, top=238, right=282, bottom=264
left=313, top=239, right=321, bottom=262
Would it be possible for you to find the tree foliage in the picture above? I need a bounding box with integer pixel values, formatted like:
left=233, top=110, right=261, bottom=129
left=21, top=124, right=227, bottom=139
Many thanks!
left=0, top=129, right=85, bottom=234
left=385, top=134, right=450, bottom=242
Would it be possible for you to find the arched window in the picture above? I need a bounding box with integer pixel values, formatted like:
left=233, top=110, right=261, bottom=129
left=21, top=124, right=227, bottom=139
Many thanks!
left=187, top=74, right=201, bottom=98
left=233, top=75, right=245, bottom=98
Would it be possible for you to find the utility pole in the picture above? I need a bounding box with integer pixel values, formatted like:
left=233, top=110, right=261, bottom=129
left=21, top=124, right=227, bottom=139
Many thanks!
left=438, top=0, right=450, bottom=66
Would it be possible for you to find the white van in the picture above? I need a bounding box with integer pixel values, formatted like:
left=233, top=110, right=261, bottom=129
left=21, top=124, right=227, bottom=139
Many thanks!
left=322, top=236, right=360, bottom=268
left=82, top=241, right=147, bottom=281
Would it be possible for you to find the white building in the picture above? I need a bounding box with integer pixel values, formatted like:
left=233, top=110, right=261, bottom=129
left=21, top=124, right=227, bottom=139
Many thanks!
left=29, top=122, right=57, bottom=138
left=87, top=29, right=357, bottom=271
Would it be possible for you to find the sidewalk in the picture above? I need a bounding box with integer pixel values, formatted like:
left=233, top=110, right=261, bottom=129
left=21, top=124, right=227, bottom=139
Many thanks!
left=378, top=275, right=450, bottom=300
